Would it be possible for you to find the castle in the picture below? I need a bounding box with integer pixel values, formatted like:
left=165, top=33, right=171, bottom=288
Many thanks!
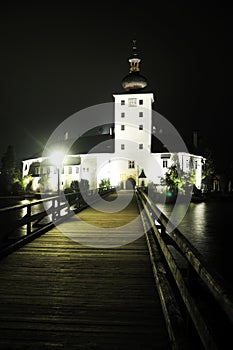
left=22, top=42, right=204, bottom=193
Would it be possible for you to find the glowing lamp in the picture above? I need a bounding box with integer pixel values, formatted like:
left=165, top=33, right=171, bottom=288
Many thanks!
left=50, top=151, right=65, bottom=168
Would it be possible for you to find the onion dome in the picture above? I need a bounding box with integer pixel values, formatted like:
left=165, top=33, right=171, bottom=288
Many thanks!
left=122, top=40, right=148, bottom=91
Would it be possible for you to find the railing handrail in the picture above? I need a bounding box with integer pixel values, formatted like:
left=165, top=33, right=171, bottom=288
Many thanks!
left=0, top=186, right=115, bottom=214
left=0, top=195, right=59, bottom=213
left=136, top=188, right=233, bottom=349
left=137, top=188, right=233, bottom=322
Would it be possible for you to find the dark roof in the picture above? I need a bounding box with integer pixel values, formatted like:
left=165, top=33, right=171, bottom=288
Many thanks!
left=69, top=134, right=114, bottom=154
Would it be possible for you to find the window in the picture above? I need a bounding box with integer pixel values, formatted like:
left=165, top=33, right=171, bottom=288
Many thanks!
left=47, top=167, right=50, bottom=175
left=121, top=125, right=125, bottom=130
left=139, top=124, right=143, bottom=130
left=61, top=167, right=64, bottom=174
left=139, top=112, right=143, bottom=117
left=64, top=131, right=68, bottom=140
left=121, top=112, right=125, bottom=118
left=186, top=159, right=189, bottom=169
left=121, top=144, right=125, bottom=150
left=128, top=98, right=137, bottom=106
left=163, top=160, right=168, bottom=168
left=24, top=164, right=28, bottom=171
left=68, top=167, right=72, bottom=174
left=139, top=99, right=143, bottom=105
left=121, top=100, right=125, bottom=105
left=76, top=167, right=79, bottom=174
left=195, top=160, right=198, bottom=169
left=139, top=144, right=143, bottom=150
left=128, top=161, right=135, bottom=169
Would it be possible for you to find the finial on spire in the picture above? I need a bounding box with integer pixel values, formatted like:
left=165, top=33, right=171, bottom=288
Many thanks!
left=132, top=39, right=138, bottom=56
left=129, top=40, right=141, bottom=72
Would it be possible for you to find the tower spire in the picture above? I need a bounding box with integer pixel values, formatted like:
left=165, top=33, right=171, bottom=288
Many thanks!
left=121, top=40, right=148, bottom=91
left=129, top=39, right=141, bottom=73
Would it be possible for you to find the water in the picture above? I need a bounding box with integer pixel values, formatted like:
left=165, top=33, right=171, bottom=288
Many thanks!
left=157, top=199, right=233, bottom=289
left=0, top=197, right=49, bottom=241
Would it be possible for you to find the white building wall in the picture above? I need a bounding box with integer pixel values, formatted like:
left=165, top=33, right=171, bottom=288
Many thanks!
left=80, top=156, right=97, bottom=190
left=113, top=93, right=154, bottom=154
left=22, top=157, right=44, bottom=178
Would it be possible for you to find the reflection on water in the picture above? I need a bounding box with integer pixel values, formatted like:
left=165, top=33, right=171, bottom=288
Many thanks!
left=0, top=197, right=50, bottom=240
left=157, top=200, right=233, bottom=288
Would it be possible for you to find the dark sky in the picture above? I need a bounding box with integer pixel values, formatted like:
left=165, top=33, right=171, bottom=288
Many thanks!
left=0, top=1, right=232, bottom=171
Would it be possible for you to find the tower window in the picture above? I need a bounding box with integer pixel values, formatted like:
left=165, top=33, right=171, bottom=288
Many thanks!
left=139, top=125, right=143, bottom=130
left=139, top=112, right=143, bottom=117
left=163, top=160, right=168, bottom=168
left=121, top=144, right=125, bottom=150
left=121, top=100, right=125, bottom=105
left=128, top=161, right=135, bottom=169
left=139, top=144, right=143, bottom=150
left=121, top=112, right=125, bottom=118
left=139, top=99, right=143, bottom=105
left=121, top=125, right=125, bottom=131
left=68, top=167, right=72, bottom=174
left=128, top=98, right=137, bottom=107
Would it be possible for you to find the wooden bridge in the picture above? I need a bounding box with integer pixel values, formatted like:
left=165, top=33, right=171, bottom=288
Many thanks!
left=0, top=189, right=232, bottom=349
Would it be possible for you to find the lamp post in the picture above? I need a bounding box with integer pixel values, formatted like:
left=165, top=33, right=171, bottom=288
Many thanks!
left=50, top=151, right=65, bottom=196
left=57, top=167, right=61, bottom=197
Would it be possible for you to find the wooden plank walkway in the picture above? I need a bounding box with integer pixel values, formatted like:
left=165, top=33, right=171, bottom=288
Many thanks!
left=0, top=190, right=171, bottom=350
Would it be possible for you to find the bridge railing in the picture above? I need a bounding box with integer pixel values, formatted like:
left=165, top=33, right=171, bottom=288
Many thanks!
left=136, top=188, right=233, bottom=350
left=0, top=187, right=115, bottom=256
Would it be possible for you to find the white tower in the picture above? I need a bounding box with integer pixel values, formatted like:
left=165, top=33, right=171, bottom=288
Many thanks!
left=114, top=41, right=154, bottom=153
left=112, top=41, right=154, bottom=188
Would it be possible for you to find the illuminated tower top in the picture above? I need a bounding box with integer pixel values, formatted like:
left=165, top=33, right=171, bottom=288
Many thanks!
left=121, top=40, right=148, bottom=91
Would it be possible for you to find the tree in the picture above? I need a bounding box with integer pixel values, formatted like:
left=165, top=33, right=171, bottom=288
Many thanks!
left=161, top=164, right=195, bottom=196
left=99, top=178, right=111, bottom=189
left=202, top=147, right=215, bottom=192
left=0, top=145, right=22, bottom=195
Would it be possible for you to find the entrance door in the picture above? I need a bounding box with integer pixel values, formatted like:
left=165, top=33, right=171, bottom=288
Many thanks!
left=126, top=177, right=136, bottom=189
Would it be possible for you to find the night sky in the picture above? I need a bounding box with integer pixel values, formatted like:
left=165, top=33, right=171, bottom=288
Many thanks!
left=1, top=2, right=232, bottom=172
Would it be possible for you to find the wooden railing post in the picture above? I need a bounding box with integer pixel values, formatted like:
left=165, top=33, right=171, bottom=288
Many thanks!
left=52, top=198, right=56, bottom=222
left=26, top=205, right=31, bottom=235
